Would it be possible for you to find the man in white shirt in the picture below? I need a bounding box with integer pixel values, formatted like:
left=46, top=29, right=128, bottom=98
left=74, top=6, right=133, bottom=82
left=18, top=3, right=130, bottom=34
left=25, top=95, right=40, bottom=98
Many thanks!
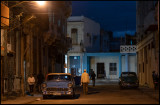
left=27, top=74, right=35, bottom=94
left=81, top=69, right=90, bottom=95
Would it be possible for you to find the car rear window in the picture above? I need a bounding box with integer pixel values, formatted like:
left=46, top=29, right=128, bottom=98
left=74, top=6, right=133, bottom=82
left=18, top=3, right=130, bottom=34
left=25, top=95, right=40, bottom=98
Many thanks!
left=122, top=73, right=136, bottom=77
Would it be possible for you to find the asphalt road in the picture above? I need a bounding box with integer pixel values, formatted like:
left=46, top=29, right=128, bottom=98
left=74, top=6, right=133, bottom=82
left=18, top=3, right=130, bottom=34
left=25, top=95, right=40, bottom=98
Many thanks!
left=28, top=85, right=159, bottom=104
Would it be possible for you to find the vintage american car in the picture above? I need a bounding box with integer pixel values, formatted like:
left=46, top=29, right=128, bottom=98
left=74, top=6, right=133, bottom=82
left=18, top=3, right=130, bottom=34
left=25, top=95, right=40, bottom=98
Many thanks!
left=119, top=72, right=139, bottom=89
left=42, top=73, right=75, bottom=99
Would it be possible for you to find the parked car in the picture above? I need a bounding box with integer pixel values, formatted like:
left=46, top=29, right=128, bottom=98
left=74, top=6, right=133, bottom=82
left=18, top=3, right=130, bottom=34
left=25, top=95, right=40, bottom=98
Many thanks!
left=42, top=73, right=75, bottom=99
left=119, top=72, right=139, bottom=89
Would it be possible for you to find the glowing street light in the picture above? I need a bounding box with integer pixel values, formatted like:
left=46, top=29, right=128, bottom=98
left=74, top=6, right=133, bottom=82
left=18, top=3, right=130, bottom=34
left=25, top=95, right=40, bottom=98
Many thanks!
left=35, top=1, right=46, bottom=6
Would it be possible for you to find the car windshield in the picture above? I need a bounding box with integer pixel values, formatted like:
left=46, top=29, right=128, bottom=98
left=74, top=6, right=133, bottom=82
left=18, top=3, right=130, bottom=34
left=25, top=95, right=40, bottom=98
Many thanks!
left=121, top=73, right=137, bottom=82
left=47, top=75, right=71, bottom=81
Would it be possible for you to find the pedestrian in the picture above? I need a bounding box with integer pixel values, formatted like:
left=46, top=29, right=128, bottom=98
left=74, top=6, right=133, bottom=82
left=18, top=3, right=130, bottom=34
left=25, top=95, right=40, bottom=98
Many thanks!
left=37, top=72, right=45, bottom=93
left=152, top=71, right=158, bottom=89
left=27, top=74, right=35, bottom=94
left=81, top=69, right=90, bottom=95
left=91, top=71, right=96, bottom=87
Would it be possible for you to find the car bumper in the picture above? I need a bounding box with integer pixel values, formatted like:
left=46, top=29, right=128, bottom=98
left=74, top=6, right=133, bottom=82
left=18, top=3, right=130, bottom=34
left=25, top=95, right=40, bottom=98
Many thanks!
left=121, top=83, right=139, bottom=88
left=42, top=91, right=74, bottom=96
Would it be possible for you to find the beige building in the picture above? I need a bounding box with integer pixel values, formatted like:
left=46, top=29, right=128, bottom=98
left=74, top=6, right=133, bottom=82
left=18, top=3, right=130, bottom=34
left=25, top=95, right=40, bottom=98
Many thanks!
left=1, top=1, right=72, bottom=100
left=136, top=1, right=159, bottom=88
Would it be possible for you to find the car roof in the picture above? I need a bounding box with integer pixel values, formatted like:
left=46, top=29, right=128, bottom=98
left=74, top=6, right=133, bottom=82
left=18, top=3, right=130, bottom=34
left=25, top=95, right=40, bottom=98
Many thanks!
left=121, top=72, right=136, bottom=74
left=47, top=73, right=71, bottom=76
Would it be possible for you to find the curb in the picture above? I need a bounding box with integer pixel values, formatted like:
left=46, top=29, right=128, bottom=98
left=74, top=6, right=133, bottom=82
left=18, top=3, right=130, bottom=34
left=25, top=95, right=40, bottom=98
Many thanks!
left=1, top=96, right=39, bottom=104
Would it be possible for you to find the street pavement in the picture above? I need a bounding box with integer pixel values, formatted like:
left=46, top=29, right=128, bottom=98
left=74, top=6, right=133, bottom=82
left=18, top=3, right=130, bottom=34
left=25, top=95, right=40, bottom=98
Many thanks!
left=1, top=79, right=159, bottom=104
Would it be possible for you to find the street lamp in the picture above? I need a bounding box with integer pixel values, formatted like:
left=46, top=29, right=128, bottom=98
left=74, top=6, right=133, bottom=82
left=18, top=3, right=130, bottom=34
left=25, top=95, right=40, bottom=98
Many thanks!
left=35, top=1, right=46, bottom=6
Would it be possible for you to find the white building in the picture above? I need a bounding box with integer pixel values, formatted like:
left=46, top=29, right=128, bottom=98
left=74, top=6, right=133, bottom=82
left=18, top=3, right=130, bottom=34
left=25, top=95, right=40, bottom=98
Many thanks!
left=66, top=16, right=137, bottom=80
left=67, top=16, right=100, bottom=76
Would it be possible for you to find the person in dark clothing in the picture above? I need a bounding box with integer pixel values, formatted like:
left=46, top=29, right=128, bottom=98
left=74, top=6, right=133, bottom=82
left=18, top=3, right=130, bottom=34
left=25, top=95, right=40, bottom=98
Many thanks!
left=91, top=71, right=96, bottom=87
left=152, top=71, right=158, bottom=90
left=37, top=72, right=45, bottom=93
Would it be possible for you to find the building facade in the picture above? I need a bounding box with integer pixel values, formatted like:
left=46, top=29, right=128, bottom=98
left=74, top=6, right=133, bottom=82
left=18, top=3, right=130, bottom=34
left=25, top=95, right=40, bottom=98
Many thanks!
left=136, top=1, right=159, bottom=88
left=67, top=16, right=137, bottom=80
left=67, top=16, right=100, bottom=76
left=1, top=1, right=72, bottom=100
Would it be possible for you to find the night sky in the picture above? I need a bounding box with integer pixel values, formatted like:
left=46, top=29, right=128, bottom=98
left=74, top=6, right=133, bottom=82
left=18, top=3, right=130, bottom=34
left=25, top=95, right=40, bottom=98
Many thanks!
left=71, top=1, right=136, bottom=37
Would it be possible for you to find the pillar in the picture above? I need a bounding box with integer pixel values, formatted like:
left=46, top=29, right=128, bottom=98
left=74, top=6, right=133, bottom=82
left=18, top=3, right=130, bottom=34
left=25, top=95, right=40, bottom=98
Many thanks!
left=67, top=54, right=70, bottom=73
left=125, top=53, right=129, bottom=72
left=20, top=30, right=25, bottom=96
left=82, top=53, right=87, bottom=73
left=119, top=55, right=122, bottom=77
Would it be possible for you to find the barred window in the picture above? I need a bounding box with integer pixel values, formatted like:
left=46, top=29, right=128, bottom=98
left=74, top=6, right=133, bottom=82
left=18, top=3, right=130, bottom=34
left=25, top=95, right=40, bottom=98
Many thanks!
left=109, top=63, right=117, bottom=75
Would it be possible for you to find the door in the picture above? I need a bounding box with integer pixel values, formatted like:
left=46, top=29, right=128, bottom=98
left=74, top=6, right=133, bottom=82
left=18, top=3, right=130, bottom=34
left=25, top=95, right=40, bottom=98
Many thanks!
left=97, top=63, right=105, bottom=78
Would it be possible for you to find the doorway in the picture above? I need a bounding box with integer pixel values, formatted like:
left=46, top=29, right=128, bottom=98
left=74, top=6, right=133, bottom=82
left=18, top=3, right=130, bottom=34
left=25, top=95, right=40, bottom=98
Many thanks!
left=97, top=63, right=105, bottom=78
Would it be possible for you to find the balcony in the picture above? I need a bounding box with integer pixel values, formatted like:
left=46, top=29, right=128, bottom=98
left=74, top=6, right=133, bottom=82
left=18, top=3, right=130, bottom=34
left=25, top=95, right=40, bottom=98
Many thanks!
left=44, top=31, right=54, bottom=45
left=66, top=36, right=72, bottom=49
left=68, top=45, right=84, bottom=53
left=120, top=45, right=137, bottom=53
left=44, top=25, right=58, bottom=45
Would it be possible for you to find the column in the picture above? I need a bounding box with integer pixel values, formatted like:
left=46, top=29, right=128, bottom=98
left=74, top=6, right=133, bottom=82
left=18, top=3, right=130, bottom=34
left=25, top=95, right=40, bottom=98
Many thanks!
left=82, top=53, right=87, bottom=73
left=119, top=55, right=122, bottom=77
left=20, top=31, right=25, bottom=96
left=67, top=54, right=70, bottom=73
left=125, top=53, right=129, bottom=72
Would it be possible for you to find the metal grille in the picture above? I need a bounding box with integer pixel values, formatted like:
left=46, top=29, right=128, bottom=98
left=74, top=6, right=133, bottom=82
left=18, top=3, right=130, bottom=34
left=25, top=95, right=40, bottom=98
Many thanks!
left=120, top=45, right=137, bottom=53
left=47, top=88, right=68, bottom=91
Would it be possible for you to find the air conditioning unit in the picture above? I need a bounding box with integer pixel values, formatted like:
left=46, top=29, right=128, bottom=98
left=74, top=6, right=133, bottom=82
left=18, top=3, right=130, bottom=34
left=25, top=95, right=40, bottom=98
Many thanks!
left=7, top=44, right=11, bottom=53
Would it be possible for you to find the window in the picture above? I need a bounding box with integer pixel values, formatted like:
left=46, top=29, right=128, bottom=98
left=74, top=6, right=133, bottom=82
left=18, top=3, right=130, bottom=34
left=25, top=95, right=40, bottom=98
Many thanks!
left=87, top=33, right=91, bottom=44
left=58, top=20, right=61, bottom=27
left=109, top=63, right=117, bottom=75
left=71, top=28, right=78, bottom=44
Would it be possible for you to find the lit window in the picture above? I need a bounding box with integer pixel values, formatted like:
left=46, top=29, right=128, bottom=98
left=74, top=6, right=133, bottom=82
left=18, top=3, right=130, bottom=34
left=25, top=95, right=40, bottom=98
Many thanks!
left=109, top=63, right=117, bottom=75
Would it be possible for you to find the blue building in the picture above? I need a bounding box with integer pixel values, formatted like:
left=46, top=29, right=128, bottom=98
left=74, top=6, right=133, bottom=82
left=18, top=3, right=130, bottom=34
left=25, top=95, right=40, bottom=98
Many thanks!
left=67, top=16, right=137, bottom=80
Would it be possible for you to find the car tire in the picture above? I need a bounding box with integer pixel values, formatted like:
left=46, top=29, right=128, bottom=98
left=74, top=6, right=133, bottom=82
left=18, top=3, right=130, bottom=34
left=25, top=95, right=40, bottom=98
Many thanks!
left=135, top=86, right=139, bottom=89
left=43, top=95, right=48, bottom=99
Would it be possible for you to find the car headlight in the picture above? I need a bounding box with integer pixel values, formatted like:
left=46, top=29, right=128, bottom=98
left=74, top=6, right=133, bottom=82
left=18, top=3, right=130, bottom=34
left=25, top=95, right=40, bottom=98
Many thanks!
left=68, top=83, right=72, bottom=88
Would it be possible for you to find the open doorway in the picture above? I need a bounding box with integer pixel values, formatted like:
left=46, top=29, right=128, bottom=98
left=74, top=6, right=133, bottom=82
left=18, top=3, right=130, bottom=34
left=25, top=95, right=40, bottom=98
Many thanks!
left=97, top=63, right=105, bottom=78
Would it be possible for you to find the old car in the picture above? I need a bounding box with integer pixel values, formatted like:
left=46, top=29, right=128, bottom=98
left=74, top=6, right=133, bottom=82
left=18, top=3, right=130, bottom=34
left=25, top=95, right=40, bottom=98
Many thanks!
left=41, top=73, right=75, bottom=99
left=119, top=72, right=139, bottom=89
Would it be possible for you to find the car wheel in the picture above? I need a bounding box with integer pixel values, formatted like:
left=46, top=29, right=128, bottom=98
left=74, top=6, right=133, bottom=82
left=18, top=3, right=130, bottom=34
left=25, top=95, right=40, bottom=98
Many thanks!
left=43, top=95, right=48, bottom=99
left=135, top=86, right=139, bottom=89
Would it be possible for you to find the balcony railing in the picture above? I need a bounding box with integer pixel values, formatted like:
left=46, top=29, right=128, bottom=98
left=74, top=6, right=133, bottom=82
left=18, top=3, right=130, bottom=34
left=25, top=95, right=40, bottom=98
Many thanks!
left=120, top=45, right=137, bottom=53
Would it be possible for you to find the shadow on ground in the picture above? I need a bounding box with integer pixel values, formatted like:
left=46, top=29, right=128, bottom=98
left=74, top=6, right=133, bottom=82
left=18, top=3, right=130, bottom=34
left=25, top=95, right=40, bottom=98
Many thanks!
left=88, top=91, right=100, bottom=95
left=43, top=94, right=80, bottom=100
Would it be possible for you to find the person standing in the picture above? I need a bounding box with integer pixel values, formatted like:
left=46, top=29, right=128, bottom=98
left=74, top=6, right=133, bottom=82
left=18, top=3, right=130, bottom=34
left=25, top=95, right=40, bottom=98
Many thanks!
left=91, top=71, right=96, bottom=87
left=81, top=69, right=90, bottom=95
left=152, top=71, right=158, bottom=89
left=37, top=72, right=45, bottom=93
left=27, top=74, right=35, bottom=94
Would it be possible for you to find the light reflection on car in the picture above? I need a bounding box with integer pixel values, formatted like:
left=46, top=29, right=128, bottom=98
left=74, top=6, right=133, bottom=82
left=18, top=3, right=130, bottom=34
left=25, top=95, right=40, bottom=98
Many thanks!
left=119, top=72, right=139, bottom=89
left=42, top=73, right=75, bottom=99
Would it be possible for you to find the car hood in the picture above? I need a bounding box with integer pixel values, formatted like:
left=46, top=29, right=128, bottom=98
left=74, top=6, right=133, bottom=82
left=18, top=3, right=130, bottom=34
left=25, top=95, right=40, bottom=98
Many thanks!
left=45, top=80, right=72, bottom=88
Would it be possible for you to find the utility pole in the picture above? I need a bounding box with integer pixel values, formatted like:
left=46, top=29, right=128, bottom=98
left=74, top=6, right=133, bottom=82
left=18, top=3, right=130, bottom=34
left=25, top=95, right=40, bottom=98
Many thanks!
left=20, top=26, right=25, bottom=96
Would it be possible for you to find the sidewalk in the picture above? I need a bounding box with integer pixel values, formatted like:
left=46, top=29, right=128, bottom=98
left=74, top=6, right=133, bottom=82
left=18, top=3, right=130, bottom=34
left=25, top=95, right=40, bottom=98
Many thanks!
left=138, top=86, right=159, bottom=102
left=89, top=78, right=118, bottom=86
left=1, top=94, right=42, bottom=104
